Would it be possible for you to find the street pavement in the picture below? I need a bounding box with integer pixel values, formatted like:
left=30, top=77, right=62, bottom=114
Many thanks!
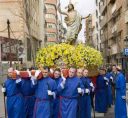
left=0, top=86, right=5, bottom=118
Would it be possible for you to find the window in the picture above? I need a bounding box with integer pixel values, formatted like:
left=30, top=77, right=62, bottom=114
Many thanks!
left=45, top=14, right=56, bottom=19
left=45, top=4, right=55, bottom=10
left=47, top=33, right=56, bottom=38
left=96, top=10, right=98, bottom=18
left=47, top=23, right=56, bottom=28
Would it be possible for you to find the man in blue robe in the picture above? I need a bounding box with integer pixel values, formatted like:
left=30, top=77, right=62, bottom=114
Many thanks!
left=76, top=68, right=84, bottom=118
left=15, top=69, right=36, bottom=118
left=115, top=66, right=127, bottom=118
left=95, top=67, right=108, bottom=113
left=111, top=65, right=118, bottom=103
left=31, top=66, right=57, bottom=118
left=57, top=67, right=84, bottom=118
left=52, top=68, right=61, bottom=118
left=2, top=68, right=25, bottom=118
left=106, top=71, right=113, bottom=107
left=79, top=69, right=94, bottom=118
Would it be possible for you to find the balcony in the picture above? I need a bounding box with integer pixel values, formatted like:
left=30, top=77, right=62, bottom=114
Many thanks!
left=44, top=0, right=57, bottom=6
left=111, top=44, right=118, bottom=55
left=111, top=25, right=117, bottom=37
left=100, top=0, right=107, bottom=15
left=46, top=28, right=57, bottom=33
left=125, top=10, right=128, bottom=23
left=45, top=18, right=57, bottom=24
left=100, top=15, right=107, bottom=28
left=111, top=3, right=116, bottom=15
left=46, top=8, right=57, bottom=15
left=108, top=0, right=116, bottom=4
left=111, top=3, right=121, bottom=19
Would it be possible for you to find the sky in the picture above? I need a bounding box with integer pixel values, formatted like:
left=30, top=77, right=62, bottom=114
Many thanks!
left=59, top=0, right=96, bottom=42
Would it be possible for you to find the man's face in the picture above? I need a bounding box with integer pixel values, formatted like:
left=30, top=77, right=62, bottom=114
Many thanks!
left=42, top=69, right=49, bottom=78
left=99, top=69, right=106, bottom=75
left=77, top=69, right=83, bottom=78
left=83, top=69, right=88, bottom=77
left=54, top=71, right=61, bottom=79
left=69, top=68, right=76, bottom=78
left=112, top=66, right=117, bottom=73
left=68, top=4, right=73, bottom=12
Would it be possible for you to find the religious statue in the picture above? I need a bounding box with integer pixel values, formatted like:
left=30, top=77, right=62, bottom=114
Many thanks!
left=58, top=3, right=84, bottom=45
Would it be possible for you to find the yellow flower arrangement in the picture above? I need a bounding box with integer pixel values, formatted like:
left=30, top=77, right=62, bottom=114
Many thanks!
left=36, top=43, right=103, bottom=68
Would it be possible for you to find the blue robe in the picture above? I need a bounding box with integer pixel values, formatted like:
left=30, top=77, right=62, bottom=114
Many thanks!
left=115, top=72, right=127, bottom=118
left=57, top=76, right=84, bottom=118
left=33, top=77, right=57, bottom=118
left=106, top=73, right=113, bottom=106
left=95, top=75, right=108, bottom=113
left=79, top=77, right=92, bottom=118
left=5, top=77, right=25, bottom=118
left=53, top=77, right=61, bottom=118
left=17, top=78, right=36, bottom=118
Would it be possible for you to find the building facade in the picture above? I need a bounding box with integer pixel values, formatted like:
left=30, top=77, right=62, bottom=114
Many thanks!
left=95, top=0, right=101, bottom=51
left=44, top=0, right=58, bottom=45
left=99, top=0, right=128, bottom=65
left=85, top=13, right=99, bottom=49
left=85, top=14, right=93, bottom=47
left=0, top=0, right=44, bottom=66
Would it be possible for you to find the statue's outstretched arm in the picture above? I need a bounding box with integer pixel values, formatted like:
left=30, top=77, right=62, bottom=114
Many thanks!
left=82, top=17, right=85, bottom=20
left=58, top=4, right=68, bottom=16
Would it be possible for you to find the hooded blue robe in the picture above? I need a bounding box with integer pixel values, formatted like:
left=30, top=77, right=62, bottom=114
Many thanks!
left=5, top=77, right=25, bottom=118
left=115, top=72, right=127, bottom=118
left=95, top=75, right=108, bottom=113
left=79, top=77, right=92, bottom=118
left=57, top=76, right=84, bottom=118
left=17, top=77, right=36, bottom=118
left=32, top=76, right=57, bottom=118
left=52, top=77, right=61, bottom=118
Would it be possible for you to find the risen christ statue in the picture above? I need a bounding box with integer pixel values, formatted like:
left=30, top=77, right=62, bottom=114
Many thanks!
left=58, top=3, right=83, bottom=45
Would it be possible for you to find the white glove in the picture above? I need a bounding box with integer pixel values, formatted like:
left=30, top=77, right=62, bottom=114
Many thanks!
left=27, top=70, right=31, bottom=77
left=1, top=87, right=6, bottom=93
left=15, top=70, right=20, bottom=75
left=77, top=88, right=82, bottom=93
left=52, top=92, right=56, bottom=99
left=31, top=76, right=37, bottom=85
left=85, top=89, right=90, bottom=94
left=60, top=78, right=66, bottom=89
left=35, top=70, right=41, bottom=78
left=106, top=82, right=109, bottom=85
left=122, top=96, right=126, bottom=100
left=90, top=82, right=94, bottom=88
left=104, top=77, right=109, bottom=81
left=61, top=72, right=66, bottom=81
left=60, top=82, right=65, bottom=89
left=90, top=82, right=95, bottom=92
left=16, top=78, right=22, bottom=84
left=110, top=76, right=113, bottom=81
left=50, top=68, right=54, bottom=74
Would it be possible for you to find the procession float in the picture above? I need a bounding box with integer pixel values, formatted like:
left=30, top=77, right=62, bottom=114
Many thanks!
left=9, top=1, right=103, bottom=85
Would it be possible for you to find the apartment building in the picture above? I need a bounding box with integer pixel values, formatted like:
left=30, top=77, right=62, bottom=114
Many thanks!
left=99, top=0, right=128, bottom=64
left=44, top=0, right=58, bottom=45
left=0, top=0, right=44, bottom=65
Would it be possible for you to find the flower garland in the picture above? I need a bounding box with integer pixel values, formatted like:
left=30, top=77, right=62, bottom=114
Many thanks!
left=36, top=43, right=103, bottom=68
